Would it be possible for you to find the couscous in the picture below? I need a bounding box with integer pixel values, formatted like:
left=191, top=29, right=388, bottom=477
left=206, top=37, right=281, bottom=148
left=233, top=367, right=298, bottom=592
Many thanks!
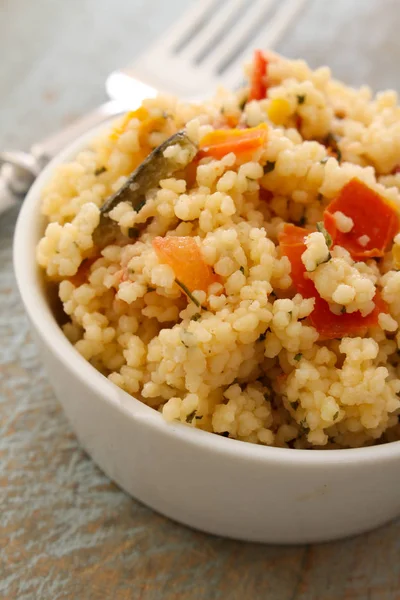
left=36, top=51, right=400, bottom=449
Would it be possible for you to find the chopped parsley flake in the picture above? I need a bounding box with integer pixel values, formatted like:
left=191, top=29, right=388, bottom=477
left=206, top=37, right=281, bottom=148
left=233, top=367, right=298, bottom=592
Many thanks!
left=191, top=313, right=201, bottom=322
left=186, top=410, right=197, bottom=423
left=316, top=222, right=333, bottom=248
left=299, top=215, right=307, bottom=226
left=263, top=161, right=276, bottom=174
left=333, top=411, right=339, bottom=420
left=317, top=252, right=332, bottom=267
left=294, top=353, right=302, bottom=361
left=175, top=279, right=201, bottom=307
left=94, top=166, right=107, bottom=176
left=239, top=96, right=248, bottom=111
left=325, top=132, right=342, bottom=163
left=300, top=419, right=310, bottom=433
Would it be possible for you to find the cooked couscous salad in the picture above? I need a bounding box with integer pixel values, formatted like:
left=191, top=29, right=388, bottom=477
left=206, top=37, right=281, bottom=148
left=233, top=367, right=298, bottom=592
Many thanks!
left=37, top=51, right=400, bottom=448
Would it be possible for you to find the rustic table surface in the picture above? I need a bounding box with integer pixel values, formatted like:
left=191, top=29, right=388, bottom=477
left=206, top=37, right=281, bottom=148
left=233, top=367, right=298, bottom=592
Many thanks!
left=2, top=0, right=400, bottom=598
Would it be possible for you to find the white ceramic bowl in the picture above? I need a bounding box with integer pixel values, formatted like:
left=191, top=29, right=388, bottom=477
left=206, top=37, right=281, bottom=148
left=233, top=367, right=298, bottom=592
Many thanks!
left=13, top=127, right=400, bottom=544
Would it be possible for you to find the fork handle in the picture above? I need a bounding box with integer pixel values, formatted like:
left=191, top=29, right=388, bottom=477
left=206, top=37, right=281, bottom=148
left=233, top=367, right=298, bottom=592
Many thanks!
left=31, top=99, right=126, bottom=166
left=0, top=100, right=127, bottom=215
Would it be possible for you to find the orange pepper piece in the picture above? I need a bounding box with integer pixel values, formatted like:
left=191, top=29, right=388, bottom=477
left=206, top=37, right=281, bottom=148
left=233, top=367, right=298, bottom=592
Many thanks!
left=323, top=178, right=400, bottom=260
left=198, top=123, right=268, bottom=160
left=152, top=236, right=219, bottom=294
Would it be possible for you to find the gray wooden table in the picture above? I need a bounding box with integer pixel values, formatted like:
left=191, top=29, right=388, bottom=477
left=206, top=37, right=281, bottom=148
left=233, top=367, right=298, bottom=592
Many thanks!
left=2, top=1, right=400, bottom=598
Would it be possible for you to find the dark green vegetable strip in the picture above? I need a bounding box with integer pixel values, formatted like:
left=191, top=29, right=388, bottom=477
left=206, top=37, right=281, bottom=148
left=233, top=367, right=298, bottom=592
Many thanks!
left=92, top=131, right=197, bottom=247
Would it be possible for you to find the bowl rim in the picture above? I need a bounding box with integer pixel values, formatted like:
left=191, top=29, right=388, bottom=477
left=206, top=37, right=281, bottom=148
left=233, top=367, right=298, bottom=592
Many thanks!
left=13, top=121, right=400, bottom=466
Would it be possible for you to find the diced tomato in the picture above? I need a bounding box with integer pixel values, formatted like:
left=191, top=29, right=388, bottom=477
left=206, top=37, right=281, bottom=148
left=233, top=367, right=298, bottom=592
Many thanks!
left=323, top=178, right=400, bottom=259
left=198, top=123, right=268, bottom=161
left=248, top=50, right=268, bottom=102
left=152, top=236, right=219, bottom=294
left=278, top=223, right=385, bottom=338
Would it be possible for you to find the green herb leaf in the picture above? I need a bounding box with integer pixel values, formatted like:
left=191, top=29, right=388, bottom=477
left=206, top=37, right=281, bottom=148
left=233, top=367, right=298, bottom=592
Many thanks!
left=94, top=166, right=107, bottom=176
left=175, top=279, right=201, bottom=307
left=325, top=132, right=342, bottom=163
left=297, top=94, right=306, bottom=104
left=186, top=410, right=197, bottom=424
left=316, top=222, right=332, bottom=249
left=294, top=353, right=302, bottom=361
left=320, top=157, right=329, bottom=165
left=298, top=215, right=307, bottom=226
left=239, top=96, right=248, bottom=111
left=264, top=389, right=272, bottom=401
left=300, top=419, right=310, bottom=433
left=317, top=252, right=332, bottom=267
left=263, top=161, right=276, bottom=174
left=333, top=411, right=339, bottom=420
left=191, top=313, right=201, bottom=322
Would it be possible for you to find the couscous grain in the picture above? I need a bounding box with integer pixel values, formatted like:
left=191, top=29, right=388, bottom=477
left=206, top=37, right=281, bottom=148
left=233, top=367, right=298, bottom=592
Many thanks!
left=36, top=51, right=400, bottom=448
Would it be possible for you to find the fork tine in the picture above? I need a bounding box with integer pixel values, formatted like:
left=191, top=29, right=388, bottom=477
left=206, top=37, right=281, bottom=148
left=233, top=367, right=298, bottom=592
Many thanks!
left=156, top=0, right=220, bottom=52
left=200, top=0, right=275, bottom=71
left=218, top=0, right=310, bottom=89
left=117, top=0, right=308, bottom=100
left=180, top=0, right=251, bottom=63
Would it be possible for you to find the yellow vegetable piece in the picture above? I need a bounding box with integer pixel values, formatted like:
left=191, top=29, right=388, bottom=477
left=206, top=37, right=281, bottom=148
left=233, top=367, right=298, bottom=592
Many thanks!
left=267, top=98, right=292, bottom=126
left=109, top=107, right=149, bottom=141
left=393, top=243, right=400, bottom=269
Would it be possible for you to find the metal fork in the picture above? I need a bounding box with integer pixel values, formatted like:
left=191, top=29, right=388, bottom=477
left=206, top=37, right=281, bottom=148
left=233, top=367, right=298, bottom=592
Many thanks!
left=0, top=0, right=308, bottom=213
